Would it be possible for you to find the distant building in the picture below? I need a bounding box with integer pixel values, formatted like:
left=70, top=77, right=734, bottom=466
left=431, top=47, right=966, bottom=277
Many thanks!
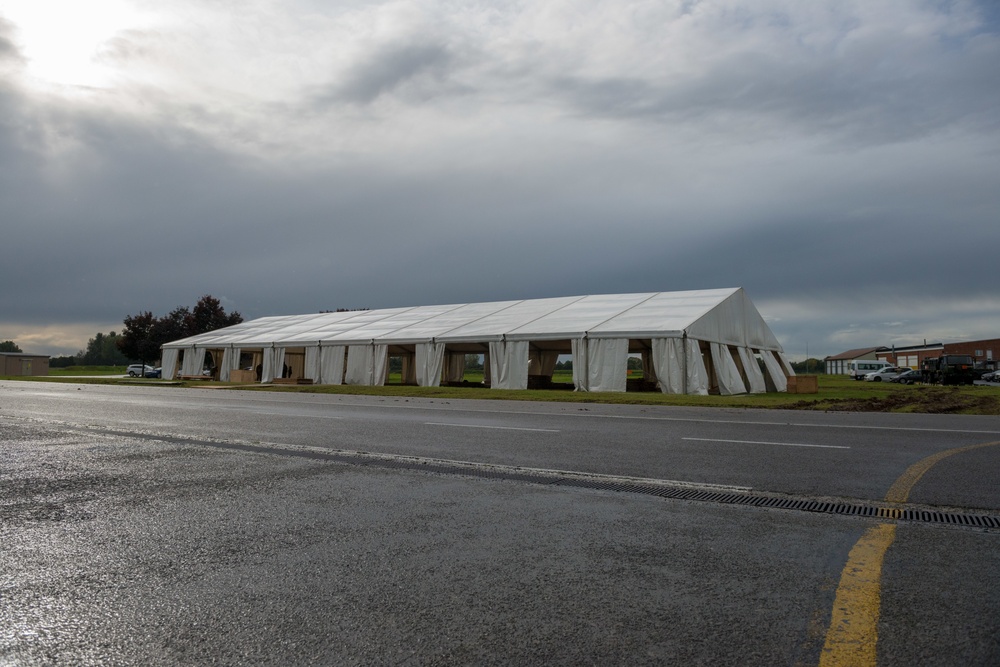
left=941, top=338, right=999, bottom=370
left=827, top=338, right=999, bottom=373
left=875, top=343, right=945, bottom=370
left=0, top=353, right=50, bottom=376
left=825, top=347, right=888, bottom=375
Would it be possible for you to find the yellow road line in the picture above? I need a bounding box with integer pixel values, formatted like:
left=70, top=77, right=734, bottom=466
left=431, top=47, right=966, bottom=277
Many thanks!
left=819, top=523, right=896, bottom=666
left=818, top=440, right=1000, bottom=667
left=884, top=440, right=999, bottom=504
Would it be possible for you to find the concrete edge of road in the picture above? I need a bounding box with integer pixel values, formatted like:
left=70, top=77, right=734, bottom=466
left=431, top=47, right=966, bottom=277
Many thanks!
left=248, top=440, right=758, bottom=493
left=160, top=435, right=1000, bottom=526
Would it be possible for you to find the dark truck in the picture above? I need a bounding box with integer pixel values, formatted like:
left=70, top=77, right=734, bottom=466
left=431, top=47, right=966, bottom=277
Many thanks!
left=921, top=354, right=976, bottom=385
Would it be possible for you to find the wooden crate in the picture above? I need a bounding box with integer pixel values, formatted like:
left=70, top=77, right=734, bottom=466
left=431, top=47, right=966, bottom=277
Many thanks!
left=229, top=369, right=256, bottom=383
left=787, top=375, right=818, bottom=394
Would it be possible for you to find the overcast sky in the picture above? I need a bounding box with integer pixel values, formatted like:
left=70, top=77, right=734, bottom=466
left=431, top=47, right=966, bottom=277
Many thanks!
left=2, top=0, right=998, bottom=360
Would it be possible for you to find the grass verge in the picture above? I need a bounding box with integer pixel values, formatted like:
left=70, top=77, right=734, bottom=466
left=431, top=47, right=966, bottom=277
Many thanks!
left=6, top=373, right=998, bottom=415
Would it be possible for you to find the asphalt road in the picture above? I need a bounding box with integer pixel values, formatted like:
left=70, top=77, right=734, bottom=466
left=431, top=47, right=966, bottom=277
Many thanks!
left=2, top=380, right=999, bottom=666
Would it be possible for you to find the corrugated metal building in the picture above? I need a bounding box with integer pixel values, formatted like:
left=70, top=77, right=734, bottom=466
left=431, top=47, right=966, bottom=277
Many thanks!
left=824, top=347, right=887, bottom=375
left=0, top=353, right=50, bottom=376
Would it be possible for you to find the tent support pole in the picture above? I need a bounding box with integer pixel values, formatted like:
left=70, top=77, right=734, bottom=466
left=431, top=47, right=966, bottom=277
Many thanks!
left=682, top=332, right=688, bottom=395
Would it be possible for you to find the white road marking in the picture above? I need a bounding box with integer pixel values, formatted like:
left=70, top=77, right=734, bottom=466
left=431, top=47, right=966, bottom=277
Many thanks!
left=683, top=437, right=850, bottom=449
left=426, top=422, right=560, bottom=433
left=15, top=382, right=998, bottom=436
left=196, top=394, right=1000, bottom=435
left=245, top=441, right=754, bottom=492
left=216, top=406, right=343, bottom=419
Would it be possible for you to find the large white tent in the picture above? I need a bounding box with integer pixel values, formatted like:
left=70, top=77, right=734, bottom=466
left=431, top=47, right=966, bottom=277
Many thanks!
left=161, top=288, right=794, bottom=394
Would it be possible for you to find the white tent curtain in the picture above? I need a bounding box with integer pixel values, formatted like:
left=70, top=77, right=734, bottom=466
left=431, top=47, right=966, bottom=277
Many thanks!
left=778, top=352, right=797, bottom=377
left=345, top=345, right=388, bottom=386
left=572, top=338, right=589, bottom=391
left=262, top=348, right=273, bottom=383
left=181, top=347, right=206, bottom=377
left=275, top=348, right=286, bottom=379
left=586, top=338, right=628, bottom=392
left=220, top=347, right=241, bottom=382
left=737, top=347, right=767, bottom=394
left=711, top=343, right=747, bottom=395
left=219, top=348, right=231, bottom=381
left=319, top=345, right=346, bottom=385
left=401, top=354, right=417, bottom=384
left=528, top=352, right=559, bottom=377
left=161, top=348, right=179, bottom=380
left=416, top=342, right=446, bottom=387
left=179, top=347, right=193, bottom=375
left=195, top=348, right=207, bottom=376
left=304, top=346, right=320, bottom=383
left=261, top=347, right=282, bottom=383
left=372, top=345, right=388, bottom=386
left=761, top=349, right=788, bottom=392
left=651, top=338, right=685, bottom=394
left=177, top=348, right=190, bottom=376
left=489, top=340, right=529, bottom=390
left=641, top=350, right=656, bottom=386
left=345, top=345, right=371, bottom=385
left=444, top=352, right=465, bottom=383
left=685, top=339, right=710, bottom=396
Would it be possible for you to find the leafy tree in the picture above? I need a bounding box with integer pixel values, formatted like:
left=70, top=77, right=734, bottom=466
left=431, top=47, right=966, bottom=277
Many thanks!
left=157, top=307, right=193, bottom=343
left=187, top=295, right=242, bottom=335
left=80, top=331, right=130, bottom=366
left=118, top=296, right=244, bottom=369
left=118, top=312, right=161, bottom=369
left=0, top=340, right=23, bottom=353
left=790, top=358, right=826, bottom=374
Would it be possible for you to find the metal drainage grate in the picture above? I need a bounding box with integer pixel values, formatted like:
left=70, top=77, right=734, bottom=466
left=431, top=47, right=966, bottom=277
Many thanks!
left=250, top=441, right=1000, bottom=530
left=123, top=430, right=1000, bottom=530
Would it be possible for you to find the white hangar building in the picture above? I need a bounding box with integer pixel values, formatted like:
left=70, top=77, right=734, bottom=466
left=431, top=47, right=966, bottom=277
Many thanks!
left=161, top=287, right=793, bottom=395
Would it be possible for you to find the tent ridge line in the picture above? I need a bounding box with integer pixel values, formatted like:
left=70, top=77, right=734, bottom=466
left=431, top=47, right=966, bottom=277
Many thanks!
left=505, top=294, right=590, bottom=338
left=241, top=311, right=343, bottom=349
left=273, top=306, right=421, bottom=348
left=360, top=302, right=470, bottom=346
left=424, top=299, right=530, bottom=343
left=582, top=291, right=663, bottom=339
left=684, top=287, right=744, bottom=344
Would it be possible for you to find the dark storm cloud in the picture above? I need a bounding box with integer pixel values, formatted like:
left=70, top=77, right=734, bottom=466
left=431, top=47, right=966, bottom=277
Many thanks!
left=0, top=18, right=20, bottom=61
left=316, top=42, right=460, bottom=106
left=2, top=1, right=999, bottom=359
left=547, top=33, right=1000, bottom=146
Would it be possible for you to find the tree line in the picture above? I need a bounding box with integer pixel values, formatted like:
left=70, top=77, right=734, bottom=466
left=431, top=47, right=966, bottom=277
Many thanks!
left=117, top=295, right=243, bottom=369
left=27, top=295, right=242, bottom=368
left=4, top=335, right=132, bottom=367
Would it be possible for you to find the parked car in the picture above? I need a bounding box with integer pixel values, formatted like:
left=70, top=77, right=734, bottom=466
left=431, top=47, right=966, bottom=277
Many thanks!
left=127, top=364, right=155, bottom=377
left=864, top=367, right=905, bottom=382
left=145, top=367, right=162, bottom=378
left=890, top=369, right=922, bottom=385
left=981, top=370, right=1000, bottom=383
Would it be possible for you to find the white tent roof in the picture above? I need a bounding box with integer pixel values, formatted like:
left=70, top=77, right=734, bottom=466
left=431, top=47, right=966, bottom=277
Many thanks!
left=162, top=288, right=783, bottom=351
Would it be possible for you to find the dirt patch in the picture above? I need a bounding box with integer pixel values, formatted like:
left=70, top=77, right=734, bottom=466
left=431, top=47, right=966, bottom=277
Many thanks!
left=790, top=387, right=1000, bottom=414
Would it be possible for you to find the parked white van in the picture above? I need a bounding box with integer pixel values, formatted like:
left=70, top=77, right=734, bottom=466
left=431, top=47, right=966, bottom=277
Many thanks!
left=847, top=359, right=894, bottom=380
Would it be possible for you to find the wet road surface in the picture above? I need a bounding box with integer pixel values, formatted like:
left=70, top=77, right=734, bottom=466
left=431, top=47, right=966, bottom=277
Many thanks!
left=1, top=381, right=999, bottom=665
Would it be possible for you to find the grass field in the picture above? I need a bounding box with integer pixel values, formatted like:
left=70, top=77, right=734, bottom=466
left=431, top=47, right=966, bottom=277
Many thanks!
left=11, top=368, right=1000, bottom=415
left=47, top=366, right=130, bottom=376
